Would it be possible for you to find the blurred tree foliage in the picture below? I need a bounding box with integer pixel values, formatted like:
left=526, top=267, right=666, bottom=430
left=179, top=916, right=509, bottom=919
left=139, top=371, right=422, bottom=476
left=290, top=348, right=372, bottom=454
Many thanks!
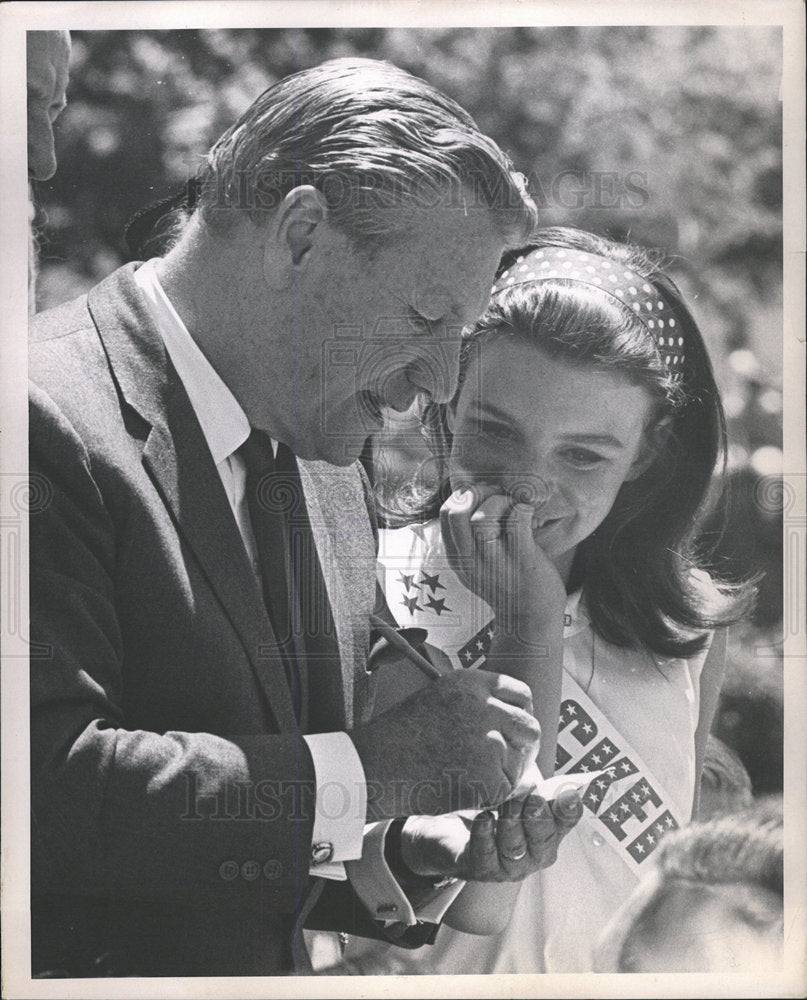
left=37, top=26, right=782, bottom=382
left=33, top=26, right=784, bottom=791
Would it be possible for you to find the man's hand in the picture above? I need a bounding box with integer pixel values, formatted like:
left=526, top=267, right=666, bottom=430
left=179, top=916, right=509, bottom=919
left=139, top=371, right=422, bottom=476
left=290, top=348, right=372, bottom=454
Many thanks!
left=399, top=790, right=583, bottom=883
left=350, top=669, right=542, bottom=821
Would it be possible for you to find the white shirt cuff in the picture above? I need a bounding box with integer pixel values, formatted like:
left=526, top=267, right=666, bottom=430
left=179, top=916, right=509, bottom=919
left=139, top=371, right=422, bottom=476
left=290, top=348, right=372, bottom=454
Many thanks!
left=345, top=821, right=466, bottom=927
left=413, top=878, right=467, bottom=924
left=303, top=732, right=367, bottom=880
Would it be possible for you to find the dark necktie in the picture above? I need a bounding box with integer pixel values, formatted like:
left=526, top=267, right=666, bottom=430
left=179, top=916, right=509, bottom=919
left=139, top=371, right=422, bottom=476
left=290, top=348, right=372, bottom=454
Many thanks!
left=239, top=430, right=302, bottom=720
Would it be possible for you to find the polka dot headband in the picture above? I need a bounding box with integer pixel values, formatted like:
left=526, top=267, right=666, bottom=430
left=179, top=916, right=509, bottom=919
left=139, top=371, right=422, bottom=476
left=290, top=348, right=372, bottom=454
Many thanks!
left=492, top=246, right=686, bottom=375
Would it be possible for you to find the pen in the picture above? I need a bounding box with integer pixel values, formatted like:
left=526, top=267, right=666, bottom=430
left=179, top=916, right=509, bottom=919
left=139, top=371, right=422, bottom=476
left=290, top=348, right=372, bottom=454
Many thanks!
left=368, top=614, right=443, bottom=680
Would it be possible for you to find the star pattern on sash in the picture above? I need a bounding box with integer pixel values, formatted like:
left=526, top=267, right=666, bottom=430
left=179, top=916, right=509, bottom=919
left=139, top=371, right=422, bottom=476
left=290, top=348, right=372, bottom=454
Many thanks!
left=420, top=571, right=447, bottom=593
left=457, top=619, right=497, bottom=668
left=626, top=810, right=679, bottom=864
left=599, top=777, right=663, bottom=843
left=396, top=566, right=453, bottom=618
left=424, top=595, right=450, bottom=616
left=401, top=593, right=422, bottom=614
left=567, top=739, right=623, bottom=810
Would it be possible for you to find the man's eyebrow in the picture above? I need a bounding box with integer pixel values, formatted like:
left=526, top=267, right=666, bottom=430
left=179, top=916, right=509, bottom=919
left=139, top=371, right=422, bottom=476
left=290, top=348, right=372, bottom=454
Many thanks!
left=476, top=403, right=518, bottom=426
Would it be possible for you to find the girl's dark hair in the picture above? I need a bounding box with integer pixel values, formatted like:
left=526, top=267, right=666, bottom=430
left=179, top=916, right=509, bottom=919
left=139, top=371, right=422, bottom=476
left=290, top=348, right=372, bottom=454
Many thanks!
left=380, top=226, right=755, bottom=658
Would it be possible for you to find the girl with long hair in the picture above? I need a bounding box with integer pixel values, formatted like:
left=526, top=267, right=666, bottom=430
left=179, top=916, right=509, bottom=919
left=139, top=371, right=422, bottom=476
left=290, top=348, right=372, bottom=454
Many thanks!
left=341, top=227, right=754, bottom=973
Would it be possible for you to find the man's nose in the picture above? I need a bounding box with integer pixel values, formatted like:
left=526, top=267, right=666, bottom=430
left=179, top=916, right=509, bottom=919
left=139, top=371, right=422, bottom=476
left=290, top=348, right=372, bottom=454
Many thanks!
left=28, top=117, right=57, bottom=182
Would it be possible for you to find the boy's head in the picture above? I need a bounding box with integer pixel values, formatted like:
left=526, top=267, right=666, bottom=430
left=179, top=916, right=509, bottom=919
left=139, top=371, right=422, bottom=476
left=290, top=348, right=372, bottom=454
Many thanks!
left=595, top=798, right=783, bottom=973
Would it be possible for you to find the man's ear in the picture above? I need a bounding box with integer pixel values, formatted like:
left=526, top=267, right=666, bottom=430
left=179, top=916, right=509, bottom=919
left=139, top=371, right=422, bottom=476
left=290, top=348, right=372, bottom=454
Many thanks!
left=626, top=416, right=673, bottom=481
left=263, top=185, right=328, bottom=284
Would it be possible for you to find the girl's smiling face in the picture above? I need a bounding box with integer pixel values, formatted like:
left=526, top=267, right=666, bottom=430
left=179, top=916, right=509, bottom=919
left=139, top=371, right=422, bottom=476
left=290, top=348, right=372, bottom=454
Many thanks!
left=448, top=335, right=660, bottom=581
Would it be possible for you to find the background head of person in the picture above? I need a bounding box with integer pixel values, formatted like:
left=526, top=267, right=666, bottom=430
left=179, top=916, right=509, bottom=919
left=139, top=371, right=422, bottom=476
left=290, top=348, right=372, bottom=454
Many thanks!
left=698, top=733, right=754, bottom=821
left=594, top=798, right=783, bottom=973
left=27, top=30, right=70, bottom=313
left=153, top=57, right=537, bottom=465
left=27, top=30, right=71, bottom=182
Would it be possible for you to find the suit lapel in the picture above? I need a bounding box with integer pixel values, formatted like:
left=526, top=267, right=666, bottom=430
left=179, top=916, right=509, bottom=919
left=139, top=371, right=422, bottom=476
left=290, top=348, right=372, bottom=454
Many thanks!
left=296, top=460, right=377, bottom=730
left=87, top=265, right=298, bottom=733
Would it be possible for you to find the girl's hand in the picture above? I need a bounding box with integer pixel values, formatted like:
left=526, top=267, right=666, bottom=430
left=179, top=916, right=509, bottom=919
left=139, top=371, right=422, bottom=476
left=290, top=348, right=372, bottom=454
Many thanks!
left=400, top=790, right=583, bottom=884
left=440, top=487, right=566, bottom=634
left=440, top=486, right=567, bottom=781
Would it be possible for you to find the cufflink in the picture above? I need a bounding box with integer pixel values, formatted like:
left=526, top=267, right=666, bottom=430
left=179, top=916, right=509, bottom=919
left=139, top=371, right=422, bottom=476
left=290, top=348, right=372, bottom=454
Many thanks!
left=430, top=875, right=459, bottom=890
left=311, top=842, right=334, bottom=865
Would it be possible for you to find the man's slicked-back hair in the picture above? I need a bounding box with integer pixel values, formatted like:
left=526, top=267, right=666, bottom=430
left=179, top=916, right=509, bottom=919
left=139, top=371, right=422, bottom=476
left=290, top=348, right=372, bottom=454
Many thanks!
left=197, top=57, right=537, bottom=243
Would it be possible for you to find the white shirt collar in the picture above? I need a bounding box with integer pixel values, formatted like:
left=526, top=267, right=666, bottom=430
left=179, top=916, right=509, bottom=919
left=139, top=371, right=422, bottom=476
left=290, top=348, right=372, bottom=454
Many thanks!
left=133, top=258, right=250, bottom=465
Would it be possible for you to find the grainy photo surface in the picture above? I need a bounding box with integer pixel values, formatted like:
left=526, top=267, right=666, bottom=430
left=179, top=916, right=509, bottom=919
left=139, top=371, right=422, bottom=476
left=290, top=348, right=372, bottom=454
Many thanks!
left=2, top=3, right=804, bottom=998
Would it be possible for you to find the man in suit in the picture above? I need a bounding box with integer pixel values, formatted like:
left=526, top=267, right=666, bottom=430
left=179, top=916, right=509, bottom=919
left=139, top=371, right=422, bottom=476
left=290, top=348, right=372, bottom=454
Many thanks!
left=29, top=57, right=567, bottom=977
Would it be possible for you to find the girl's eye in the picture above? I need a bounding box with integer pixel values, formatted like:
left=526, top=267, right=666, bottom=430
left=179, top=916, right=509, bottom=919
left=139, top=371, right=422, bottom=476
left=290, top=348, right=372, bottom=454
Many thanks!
left=562, top=447, right=608, bottom=468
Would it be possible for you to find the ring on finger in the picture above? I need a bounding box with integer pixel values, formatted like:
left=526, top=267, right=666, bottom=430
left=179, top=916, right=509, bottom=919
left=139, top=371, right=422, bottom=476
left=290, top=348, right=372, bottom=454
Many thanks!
left=502, top=846, right=528, bottom=862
